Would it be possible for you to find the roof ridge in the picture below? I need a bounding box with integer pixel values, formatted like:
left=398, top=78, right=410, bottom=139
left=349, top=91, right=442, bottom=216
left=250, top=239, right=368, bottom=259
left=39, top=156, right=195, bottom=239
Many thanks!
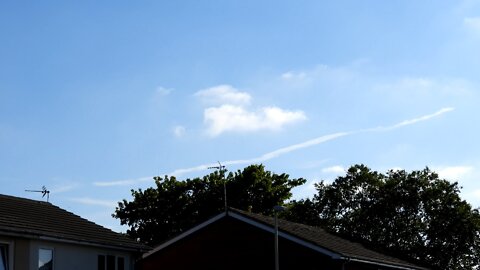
left=0, top=193, right=51, bottom=205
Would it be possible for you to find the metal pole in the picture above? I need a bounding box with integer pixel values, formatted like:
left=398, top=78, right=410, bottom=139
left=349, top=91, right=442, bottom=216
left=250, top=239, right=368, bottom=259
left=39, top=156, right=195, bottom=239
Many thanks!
left=208, top=162, right=227, bottom=212
left=275, top=211, right=279, bottom=270
left=223, top=174, right=227, bottom=211
left=273, top=205, right=285, bottom=270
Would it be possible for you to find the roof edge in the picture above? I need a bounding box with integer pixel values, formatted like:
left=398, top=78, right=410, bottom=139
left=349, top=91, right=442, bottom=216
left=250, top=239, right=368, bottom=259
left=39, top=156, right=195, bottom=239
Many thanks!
left=142, top=211, right=226, bottom=259
left=347, top=257, right=430, bottom=270
left=227, top=210, right=342, bottom=259
left=0, top=228, right=147, bottom=252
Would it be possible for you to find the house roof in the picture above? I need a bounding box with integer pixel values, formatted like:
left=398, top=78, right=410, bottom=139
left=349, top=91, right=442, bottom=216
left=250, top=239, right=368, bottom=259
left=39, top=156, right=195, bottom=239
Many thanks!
left=0, top=194, right=148, bottom=252
left=229, top=208, right=428, bottom=270
left=144, top=208, right=428, bottom=270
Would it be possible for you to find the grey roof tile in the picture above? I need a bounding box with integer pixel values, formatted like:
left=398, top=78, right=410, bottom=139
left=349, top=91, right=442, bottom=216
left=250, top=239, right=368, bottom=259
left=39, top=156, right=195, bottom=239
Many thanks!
left=230, top=208, right=428, bottom=270
left=0, top=194, right=148, bottom=251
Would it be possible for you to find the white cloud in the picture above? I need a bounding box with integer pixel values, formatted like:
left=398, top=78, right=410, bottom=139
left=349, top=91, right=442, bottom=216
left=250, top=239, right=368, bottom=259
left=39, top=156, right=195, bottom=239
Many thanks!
left=173, top=125, right=186, bottom=137
left=322, top=165, right=345, bottom=174
left=195, top=85, right=307, bottom=137
left=94, top=176, right=151, bottom=187
left=168, top=164, right=212, bottom=177
left=297, top=159, right=330, bottom=170
left=69, top=197, right=118, bottom=208
left=372, top=77, right=473, bottom=103
left=203, top=105, right=306, bottom=136
left=156, top=86, right=173, bottom=96
left=464, top=17, right=480, bottom=32
left=51, top=183, right=79, bottom=194
left=195, top=85, right=251, bottom=105
left=280, top=64, right=357, bottom=84
left=281, top=71, right=307, bottom=81
left=435, top=165, right=474, bottom=180
left=428, top=164, right=480, bottom=206
left=398, top=77, right=433, bottom=89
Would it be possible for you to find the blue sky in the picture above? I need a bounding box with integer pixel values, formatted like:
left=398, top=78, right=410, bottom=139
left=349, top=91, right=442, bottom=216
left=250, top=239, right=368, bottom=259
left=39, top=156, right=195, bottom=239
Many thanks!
left=1, top=1, right=480, bottom=231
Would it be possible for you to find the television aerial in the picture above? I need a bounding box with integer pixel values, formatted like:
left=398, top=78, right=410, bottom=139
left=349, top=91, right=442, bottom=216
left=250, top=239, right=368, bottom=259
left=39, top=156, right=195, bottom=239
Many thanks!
left=208, top=162, right=227, bottom=211
left=25, top=186, right=50, bottom=202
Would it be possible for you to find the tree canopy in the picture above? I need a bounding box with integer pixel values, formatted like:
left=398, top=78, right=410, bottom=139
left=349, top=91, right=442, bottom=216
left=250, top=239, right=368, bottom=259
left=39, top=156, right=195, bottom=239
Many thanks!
left=114, top=163, right=480, bottom=269
left=113, top=164, right=305, bottom=246
left=284, top=164, right=480, bottom=269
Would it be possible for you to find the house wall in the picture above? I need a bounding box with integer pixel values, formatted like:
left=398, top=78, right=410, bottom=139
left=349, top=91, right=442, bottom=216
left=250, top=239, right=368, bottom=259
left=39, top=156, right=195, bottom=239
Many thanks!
left=14, top=238, right=30, bottom=270
left=29, top=239, right=136, bottom=270
left=0, top=235, right=30, bottom=270
left=1, top=234, right=139, bottom=270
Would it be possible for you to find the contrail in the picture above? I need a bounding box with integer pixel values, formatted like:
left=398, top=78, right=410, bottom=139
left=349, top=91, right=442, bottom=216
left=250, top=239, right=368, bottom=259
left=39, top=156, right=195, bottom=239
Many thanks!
left=93, top=107, right=454, bottom=187
left=363, top=107, right=455, bottom=132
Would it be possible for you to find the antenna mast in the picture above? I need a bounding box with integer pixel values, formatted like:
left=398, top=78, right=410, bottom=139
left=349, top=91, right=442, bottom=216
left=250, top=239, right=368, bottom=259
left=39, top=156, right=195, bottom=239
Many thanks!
left=25, top=186, right=50, bottom=202
left=208, top=162, right=227, bottom=211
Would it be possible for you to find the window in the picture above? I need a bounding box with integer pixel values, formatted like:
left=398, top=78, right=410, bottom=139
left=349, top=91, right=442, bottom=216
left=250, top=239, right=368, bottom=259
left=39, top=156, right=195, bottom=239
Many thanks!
left=117, top=257, right=124, bottom=270
left=98, top=255, right=125, bottom=270
left=0, top=244, right=8, bottom=270
left=106, top=255, right=115, bottom=270
left=97, top=255, right=105, bottom=270
left=38, top=248, right=53, bottom=270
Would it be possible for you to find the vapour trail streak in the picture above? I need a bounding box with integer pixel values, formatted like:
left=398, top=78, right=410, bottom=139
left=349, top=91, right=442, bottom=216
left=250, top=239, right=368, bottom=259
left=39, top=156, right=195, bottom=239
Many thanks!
left=94, top=107, right=454, bottom=187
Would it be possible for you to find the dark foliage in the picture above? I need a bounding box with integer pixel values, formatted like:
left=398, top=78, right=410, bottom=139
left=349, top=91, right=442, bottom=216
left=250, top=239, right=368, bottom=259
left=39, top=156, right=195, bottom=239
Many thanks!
left=113, top=164, right=305, bottom=246
left=284, top=164, right=480, bottom=269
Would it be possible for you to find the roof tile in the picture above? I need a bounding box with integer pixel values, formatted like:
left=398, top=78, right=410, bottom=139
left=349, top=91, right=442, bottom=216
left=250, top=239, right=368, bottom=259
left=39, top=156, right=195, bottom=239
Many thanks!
left=0, top=194, right=148, bottom=251
left=230, top=208, right=428, bottom=270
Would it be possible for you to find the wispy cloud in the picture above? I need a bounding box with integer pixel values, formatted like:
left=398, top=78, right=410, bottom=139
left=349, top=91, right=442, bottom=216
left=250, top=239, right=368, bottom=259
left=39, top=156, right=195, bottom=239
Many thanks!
left=94, top=176, right=152, bottom=187
left=195, top=85, right=251, bottom=106
left=374, top=77, right=472, bottom=98
left=464, top=17, right=480, bottom=32
left=322, top=165, right=346, bottom=175
left=51, top=183, right=80, bottom=194
left=69, top=197, right=118, bottom=208
left=365, top=107, right=454, bottom=132
left=281, top=71, right=307, bottom=81
left=435, top=165, right=474, bottom=180
left=173, top=125, right=186, bottom=137
left=156, top=86, right=173, bottom=96
left=94, top=108, right=454, bottom=187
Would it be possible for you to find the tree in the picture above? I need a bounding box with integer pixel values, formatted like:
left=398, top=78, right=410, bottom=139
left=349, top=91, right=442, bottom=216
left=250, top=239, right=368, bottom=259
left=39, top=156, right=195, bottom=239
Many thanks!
left=113, top=164, right=305, bottom=246
left=285, top=164, right=480, bottom=269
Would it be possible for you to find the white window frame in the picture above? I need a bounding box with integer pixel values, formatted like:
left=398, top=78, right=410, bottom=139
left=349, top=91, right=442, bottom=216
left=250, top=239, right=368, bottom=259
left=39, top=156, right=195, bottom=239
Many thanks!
left=0, top=240, right=14, bottom=270
left=38, top=246, right=54, bottom=270
left=97, top=254, right=125, bottom=270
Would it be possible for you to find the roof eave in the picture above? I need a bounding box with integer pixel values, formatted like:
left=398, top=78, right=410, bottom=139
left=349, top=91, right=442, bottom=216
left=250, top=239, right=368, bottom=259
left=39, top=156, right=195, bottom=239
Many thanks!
left=343, top=257, right=430, bottom=270
left=0, top=228, right=147, bottom=253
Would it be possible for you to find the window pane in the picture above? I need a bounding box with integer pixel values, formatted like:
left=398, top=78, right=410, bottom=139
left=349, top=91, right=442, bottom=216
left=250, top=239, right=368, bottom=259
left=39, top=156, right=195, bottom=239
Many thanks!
left=117, top=257, right=124, bottom=270
left=0, top=244, right=7, bottom=270
left=106, top=255, right=115, bottom=270
left=38, top=249, right=53, bottom=270
left=98, top=255, right=105, bottom=270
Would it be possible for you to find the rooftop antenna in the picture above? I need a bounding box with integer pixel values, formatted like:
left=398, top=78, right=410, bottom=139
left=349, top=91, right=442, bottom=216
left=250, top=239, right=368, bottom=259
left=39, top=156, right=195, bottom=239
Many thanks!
left=208, top=162, right=227, bottom=211
left=25, top=186, right=50, bottom=202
